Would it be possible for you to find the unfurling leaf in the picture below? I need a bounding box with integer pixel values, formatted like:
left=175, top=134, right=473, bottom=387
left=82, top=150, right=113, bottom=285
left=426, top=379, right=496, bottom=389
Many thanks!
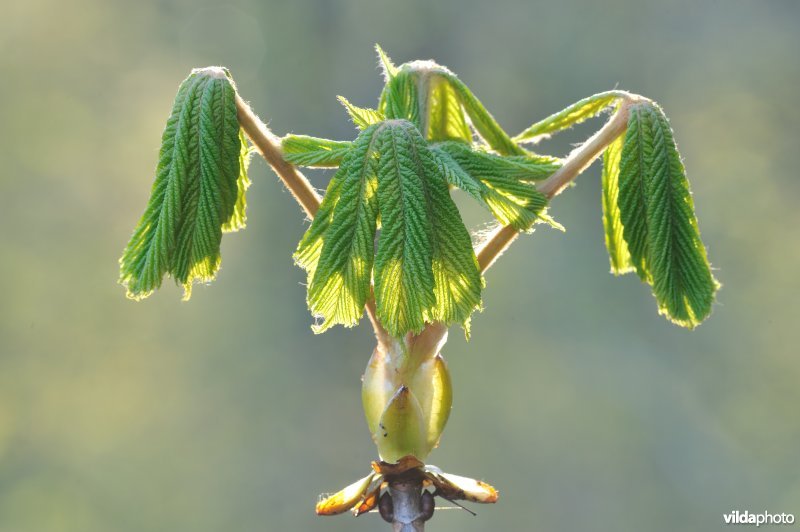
left=613, top=102, right=719, bottom=328
left=514, top=91, right=624, bottom=143
left=281, top=134, right=351, bottom=168
left=375, top=43, right=398, bottom=80
left=119, top=67, right=250, bottom=300
left=380, top=70, right=421, bottom=130
left=446, top=74, right=525, bottom=156
left=377, top=59, right=524, bottom=156
left=426, top=76, right=472, bottom=143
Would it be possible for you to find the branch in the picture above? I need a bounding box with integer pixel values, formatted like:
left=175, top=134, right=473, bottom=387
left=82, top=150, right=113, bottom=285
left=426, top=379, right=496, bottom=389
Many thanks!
left=475, top=96, right=636, bottom=273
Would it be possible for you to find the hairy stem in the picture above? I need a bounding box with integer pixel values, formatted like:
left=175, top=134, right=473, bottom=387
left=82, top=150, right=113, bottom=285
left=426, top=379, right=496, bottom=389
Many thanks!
left=235, top=94, right=322, bottom=218
left=475, top=96, right=636, bottom=272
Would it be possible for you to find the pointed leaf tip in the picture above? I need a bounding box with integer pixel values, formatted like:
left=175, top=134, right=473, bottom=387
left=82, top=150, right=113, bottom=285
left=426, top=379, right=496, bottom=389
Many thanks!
left=375, top=44, right=398, bottom=79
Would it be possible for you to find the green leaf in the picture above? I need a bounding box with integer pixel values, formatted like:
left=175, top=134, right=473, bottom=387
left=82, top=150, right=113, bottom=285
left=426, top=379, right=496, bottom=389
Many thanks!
left=617, top=106, right=651, bottom=280
left=222, top=130, right=253, bottom=232
left=293, top=172, right=345, bottom=280
left=373, top=121, right=482, bottom=336
left=440, top=141, right=560, bottom=182
left=281, top=134, right=351, bottom=168
left=514, top=91, right=624, bottom=143
left=380, top=70, right=421, bottom=130
left=617, top=103, right=719, bottom=328
left=429, top=146, right=487, bottom=204
left=376, top=59, right=528, bottom=156
left=426, top=76, right=472, bottom=143
left=303, top=124, right=381, bottom=332
left=432, top=142, right=553, bottom=231
left=446, top=75, right=525, bottom=156
left=337, top=96, right=384, bottom=130
left=119, top=68, right=248, bottom=300
left=375, top=43, right=398, bottom=80
left=601, top=134, right=633, bottom=274
left=373, top=122, right=437, bottom=335
left=412, top=140, right=483, bottom=331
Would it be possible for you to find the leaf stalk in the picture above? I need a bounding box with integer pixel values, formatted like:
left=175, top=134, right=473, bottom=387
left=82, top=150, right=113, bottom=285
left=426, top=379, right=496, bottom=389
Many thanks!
left=235, top=94, right=322, bottom=218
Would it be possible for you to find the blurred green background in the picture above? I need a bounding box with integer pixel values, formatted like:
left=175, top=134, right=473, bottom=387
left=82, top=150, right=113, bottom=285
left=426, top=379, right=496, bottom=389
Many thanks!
left=2, top=0, right=799, bottom=530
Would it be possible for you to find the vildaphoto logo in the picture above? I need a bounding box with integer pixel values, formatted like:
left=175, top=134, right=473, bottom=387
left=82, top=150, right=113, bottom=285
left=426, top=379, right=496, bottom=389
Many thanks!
left=723, top=510, right=795, bottom=526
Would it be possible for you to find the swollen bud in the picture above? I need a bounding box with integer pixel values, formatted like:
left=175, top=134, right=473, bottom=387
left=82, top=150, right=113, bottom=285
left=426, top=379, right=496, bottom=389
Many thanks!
left=362, top=340, right=453, bottom=463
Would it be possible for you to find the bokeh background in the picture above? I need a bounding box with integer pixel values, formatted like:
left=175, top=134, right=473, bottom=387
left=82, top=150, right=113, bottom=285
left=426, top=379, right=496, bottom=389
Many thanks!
left=2, top=0, right=798, bottom=530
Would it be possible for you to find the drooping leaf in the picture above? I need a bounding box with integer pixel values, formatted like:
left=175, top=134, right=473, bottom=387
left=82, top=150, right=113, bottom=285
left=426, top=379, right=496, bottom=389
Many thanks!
left=221, top=130, right=253, bottom=232
left=408, top=134, right=483, bottom=331
left=337, top=96, right=384, bottom=130
left=293, top=171, right=345, bottom=280
left=352, top=475, right=384, bottom=516
left=303, top=124, right=381, bottom=332
left=281, top=134, right=351, bottom=168
left=119, top=68, right=248, bottom=300
left=514, top=91, right=624, bottom=143
left=601, top=134, right=633, bottom=274
left=617, top=105, right=652, bottom=280
left=373, top=122, right=437, bottom=335
left=372, top=121, right=483, bottom=336
left=617, top=103, right=719, bottom=327
left=642, top=104, right=719, bottom=327
left=120, top=76, right=201, bottom=299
